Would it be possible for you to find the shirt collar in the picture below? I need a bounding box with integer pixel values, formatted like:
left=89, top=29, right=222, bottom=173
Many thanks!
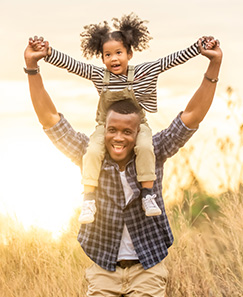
left=102, top=152, right=136, bottom=172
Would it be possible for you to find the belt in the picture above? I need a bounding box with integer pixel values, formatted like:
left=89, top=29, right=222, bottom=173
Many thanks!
left=117, top=260, right=140, bottom=269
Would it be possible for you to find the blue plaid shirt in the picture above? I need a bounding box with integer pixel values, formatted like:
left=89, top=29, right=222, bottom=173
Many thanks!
left=45, top=112, right=197, bottom=271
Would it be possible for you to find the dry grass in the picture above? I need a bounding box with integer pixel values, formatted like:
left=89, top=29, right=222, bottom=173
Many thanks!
left=165, top=188, right=243, bottom=297
left=1, top=189, right=242, bottom=296
left=0, top=211, right=91, bottom=297
left=162, top=87, right=243, bottom=296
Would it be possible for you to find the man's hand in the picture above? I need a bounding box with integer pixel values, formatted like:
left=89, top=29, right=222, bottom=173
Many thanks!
left=199, top=37, right=222, bottom=62
left=24, top=36, right=50, bottom=68
left=200, top=36, right=216, bottom=50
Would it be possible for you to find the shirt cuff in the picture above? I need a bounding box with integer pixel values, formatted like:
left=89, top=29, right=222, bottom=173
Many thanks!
left=44, top=48, right=56, bottom=62
left=178, top=111, right=198, bottom=132
left=44, top=113, right=71, bottom=142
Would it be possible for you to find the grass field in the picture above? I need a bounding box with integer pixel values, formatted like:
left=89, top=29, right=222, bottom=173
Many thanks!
left=1, top=185, right=242, bottom=297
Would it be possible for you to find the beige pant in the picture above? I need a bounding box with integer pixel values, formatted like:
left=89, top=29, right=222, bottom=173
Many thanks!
left=82, top=122, right=156, bottom=187
left=85, top=261, right=168, bottom=296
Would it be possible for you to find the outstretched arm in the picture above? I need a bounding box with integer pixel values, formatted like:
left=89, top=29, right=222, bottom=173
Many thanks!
left=24, top=38, right=60, bottom=129
left=159, top=36, right=215, bottom=73
left=181, top=38, right=222, bottom=129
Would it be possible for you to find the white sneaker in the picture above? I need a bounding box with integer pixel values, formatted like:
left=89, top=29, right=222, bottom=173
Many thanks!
left=142, top=194, right=162, bottom=216
left=78, top=200, right=96, bottom=224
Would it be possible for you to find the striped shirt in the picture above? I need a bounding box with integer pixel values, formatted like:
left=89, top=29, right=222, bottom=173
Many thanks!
left=44, top=112, right=197, bottom=271
left=45, top=42, right=200, bottom=113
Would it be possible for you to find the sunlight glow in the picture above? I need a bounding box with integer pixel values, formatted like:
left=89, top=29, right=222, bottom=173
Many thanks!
left=0, top=139, right=82, bottom=239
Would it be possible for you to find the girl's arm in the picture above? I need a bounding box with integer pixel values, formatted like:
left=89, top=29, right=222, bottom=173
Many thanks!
left=44, top=47, right=94, bottom=80
left=29, top=36, right=94, bottom=80
left=160, top=41, right=199, bottom=72
left=159, top=37, right=214, bottom=72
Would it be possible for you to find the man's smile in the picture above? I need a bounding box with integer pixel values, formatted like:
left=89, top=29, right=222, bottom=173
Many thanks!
left=105, top=110, right=140, bottom=169
left=112, top=144, right=126, bottom=154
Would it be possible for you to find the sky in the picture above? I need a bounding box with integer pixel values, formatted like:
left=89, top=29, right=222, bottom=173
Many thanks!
left=0, top=0, right=243, bottom=237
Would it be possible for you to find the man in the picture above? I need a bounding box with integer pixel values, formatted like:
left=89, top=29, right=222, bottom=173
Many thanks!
left=24, top=37, right=222, bottom=296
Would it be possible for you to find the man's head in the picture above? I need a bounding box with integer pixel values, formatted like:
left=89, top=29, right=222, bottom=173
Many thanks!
left=105, top=100, right=141, bottom=170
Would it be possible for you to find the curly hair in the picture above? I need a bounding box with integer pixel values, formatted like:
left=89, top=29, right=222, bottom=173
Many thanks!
left=80, top=21, right=111, bottom=59
left=80, top=13, right=152, bottom=59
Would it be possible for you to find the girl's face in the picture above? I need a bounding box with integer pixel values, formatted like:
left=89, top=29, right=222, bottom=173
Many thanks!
left=102, top=39, right=133, bottom=75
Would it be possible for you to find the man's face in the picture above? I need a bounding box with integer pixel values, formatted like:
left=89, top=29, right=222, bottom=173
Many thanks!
left=105, top=110, right=140, bottom=170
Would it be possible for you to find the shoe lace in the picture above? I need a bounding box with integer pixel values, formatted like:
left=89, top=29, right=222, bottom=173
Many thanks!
left=143, top=194, right=157, bottom=209
left=82, top=201, right=95, bottom=215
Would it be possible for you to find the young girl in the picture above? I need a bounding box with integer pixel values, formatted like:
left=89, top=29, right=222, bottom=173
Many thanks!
left=32, top=13, right=209, bottom=224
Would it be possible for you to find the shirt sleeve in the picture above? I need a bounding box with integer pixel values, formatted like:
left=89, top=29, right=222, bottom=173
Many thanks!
left=44, top=48, right=93, bottom=80
left=44, top=114, right=89, bottom=167
left=160, top=41, right=200, bottom=72
left=153, top=112, right=197, bottom=162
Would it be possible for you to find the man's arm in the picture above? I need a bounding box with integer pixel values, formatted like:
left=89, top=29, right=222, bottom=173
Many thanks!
left=24, top=38, right=60, bottom=129
left=181, top=38, right=222, bottom=129
left=24, top=38, right=89, bottom=166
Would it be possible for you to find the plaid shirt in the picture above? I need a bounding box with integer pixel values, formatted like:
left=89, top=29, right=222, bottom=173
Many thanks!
left=45, top=113, right=197, bottom=271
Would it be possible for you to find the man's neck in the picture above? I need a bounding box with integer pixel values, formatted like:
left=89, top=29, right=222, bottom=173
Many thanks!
left=119, top=165, right=126, bottom=172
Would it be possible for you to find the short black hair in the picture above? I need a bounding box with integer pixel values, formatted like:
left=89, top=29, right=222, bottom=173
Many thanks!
left=107, top=99, right=141, bottom=115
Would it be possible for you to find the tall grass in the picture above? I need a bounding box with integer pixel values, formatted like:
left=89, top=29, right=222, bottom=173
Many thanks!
left=1, top=188, right=242, bottom=296
left=0, top=211, right=91, bottom=297
left=165, top=187, right=243, bottom=296
left=163, top=88, right=243, bottom=296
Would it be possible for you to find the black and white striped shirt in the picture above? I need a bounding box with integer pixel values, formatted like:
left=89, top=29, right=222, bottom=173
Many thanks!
left=45, top=42, right=200, bottom=113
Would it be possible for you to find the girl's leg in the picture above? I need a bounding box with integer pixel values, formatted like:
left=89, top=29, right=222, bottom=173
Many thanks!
left=134, top=123, right=156, bottom=182
left=134, top=123, right=161, bottom=216
left=82, top=125, right=106, bottom=188
left=79, top=125, right=106, bottom=224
